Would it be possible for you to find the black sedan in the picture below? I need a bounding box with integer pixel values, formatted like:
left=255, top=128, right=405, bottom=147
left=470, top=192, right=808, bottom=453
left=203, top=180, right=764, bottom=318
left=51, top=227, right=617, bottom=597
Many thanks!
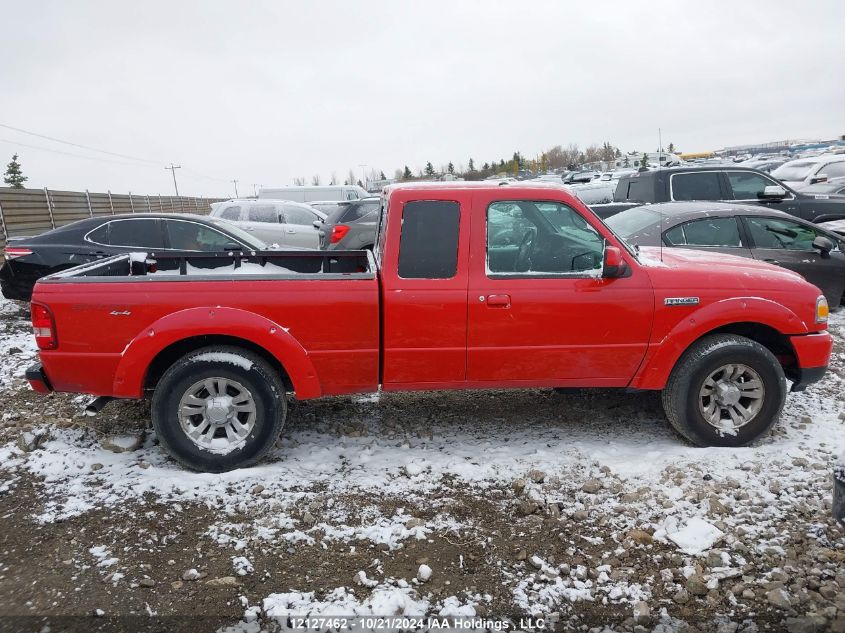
left=1, top=213, right=267, bottom=300
left=606, top=201, right=845, bottom=307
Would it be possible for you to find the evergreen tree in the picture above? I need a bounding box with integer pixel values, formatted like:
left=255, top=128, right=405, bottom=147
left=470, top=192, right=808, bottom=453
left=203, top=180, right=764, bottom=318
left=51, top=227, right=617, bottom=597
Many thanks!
left=4, top=154, right=27, bottom=188
left=482, top=162, right=490, bottom=172
left=379, top=171, right=386, bottom=180
left=357, top=179, right=364, bottom=188
left=424, top=162, right=435, bottom=177
left=447, top=161, right=454, bottom=174
left=468, top=158, right=475, bottom=172
left=403, top=165, right=412, bottom=180
left=641, top=153, right=649, bottom=168
left=667, top=142, right=675, bottom=154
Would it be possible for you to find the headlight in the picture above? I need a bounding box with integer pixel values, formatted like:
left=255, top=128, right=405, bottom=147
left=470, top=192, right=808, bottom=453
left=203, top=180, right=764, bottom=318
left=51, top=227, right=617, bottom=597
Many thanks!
left=816, top=295, right=829, bottom=324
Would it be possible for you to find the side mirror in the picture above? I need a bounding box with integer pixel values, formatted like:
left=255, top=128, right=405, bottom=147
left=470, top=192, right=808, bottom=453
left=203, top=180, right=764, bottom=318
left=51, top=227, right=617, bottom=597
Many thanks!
left=812, top=235, right=834, bottom=257
left=223, top=242, right=243, bottom=251
left=603, top=245, right=628, bottom=278
left=760, top=185, right=787, bottom=199
left=312, top=220, right=322, bottom=228
left=810, top=174, right=828, bottom=185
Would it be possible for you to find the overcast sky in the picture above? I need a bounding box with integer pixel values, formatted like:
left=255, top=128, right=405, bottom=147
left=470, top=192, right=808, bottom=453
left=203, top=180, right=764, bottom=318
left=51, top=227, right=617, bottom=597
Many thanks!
left=1, top=0, right=843, bottom=197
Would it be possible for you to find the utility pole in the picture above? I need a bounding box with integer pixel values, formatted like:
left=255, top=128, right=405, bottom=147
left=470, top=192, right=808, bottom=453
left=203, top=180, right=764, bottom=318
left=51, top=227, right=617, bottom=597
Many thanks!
left=232, top=179, right=239, bottom=198
left=165, top=164, right=181, bottom=196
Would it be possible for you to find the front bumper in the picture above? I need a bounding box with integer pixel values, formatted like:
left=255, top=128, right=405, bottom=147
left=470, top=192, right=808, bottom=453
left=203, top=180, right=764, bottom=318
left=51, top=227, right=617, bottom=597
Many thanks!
left=788, top=331, right=833, bottom=392
left=25, top=363, right=53, bottom=394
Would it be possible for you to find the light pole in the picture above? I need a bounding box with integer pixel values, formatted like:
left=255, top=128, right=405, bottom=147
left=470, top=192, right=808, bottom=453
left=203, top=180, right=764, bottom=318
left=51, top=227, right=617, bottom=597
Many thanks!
left=165, top=164, right=182, bottom=211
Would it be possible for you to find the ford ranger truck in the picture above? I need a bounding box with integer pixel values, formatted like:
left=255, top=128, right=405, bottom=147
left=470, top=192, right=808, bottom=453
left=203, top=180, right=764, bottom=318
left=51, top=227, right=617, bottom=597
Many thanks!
left=25, top=183, right=832, bottom=472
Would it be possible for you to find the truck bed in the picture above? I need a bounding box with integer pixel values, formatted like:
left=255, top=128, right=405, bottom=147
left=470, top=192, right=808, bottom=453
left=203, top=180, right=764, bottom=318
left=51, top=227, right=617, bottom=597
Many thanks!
left=43, top=250, right=374, bottom=282
left=33, top=250, right=380, bottom=398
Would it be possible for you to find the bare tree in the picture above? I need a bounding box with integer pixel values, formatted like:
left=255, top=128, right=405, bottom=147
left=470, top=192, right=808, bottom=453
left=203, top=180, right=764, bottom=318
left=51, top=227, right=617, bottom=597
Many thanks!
left=347, top=169, right=356, bottom=187
left=293, top=177, right=306, bottom=186
left=311, top=174, right=321, bottom=186
left=329, top=172, right=337, bottom=185
left=583, top=145, right=602, bottom=164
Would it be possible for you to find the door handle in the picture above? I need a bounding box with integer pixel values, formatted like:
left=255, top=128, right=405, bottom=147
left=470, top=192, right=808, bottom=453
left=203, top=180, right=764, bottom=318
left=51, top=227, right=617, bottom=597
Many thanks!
left=763, top=258, right=780, bottom=265
left=484, top=294, right=511, bottom=307
left=286, top=229, right=296, bottom=234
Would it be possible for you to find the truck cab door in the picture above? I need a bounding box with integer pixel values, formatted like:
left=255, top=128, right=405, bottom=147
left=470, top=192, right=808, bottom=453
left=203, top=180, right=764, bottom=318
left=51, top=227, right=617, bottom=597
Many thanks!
left=467, top=193, right=654, bottom=385
left=380, top=195, right=469, bottom=387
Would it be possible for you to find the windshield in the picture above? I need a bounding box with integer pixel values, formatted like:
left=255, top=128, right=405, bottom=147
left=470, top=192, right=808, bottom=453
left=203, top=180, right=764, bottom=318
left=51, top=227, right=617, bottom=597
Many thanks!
left=772, top=160, right=816, bottom=181
left=209, top=219, right=267, bottom=249
left=605, top=206, right=663, bottom=237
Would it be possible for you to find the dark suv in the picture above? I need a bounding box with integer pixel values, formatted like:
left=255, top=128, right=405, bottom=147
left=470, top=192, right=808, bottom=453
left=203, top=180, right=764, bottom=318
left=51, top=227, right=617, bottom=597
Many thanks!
left=319, top=197, right=380, bottom=250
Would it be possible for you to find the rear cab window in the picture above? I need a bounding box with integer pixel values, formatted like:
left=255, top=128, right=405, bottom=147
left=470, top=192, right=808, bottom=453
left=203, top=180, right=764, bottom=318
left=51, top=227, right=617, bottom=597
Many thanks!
left=616, top=176, right=656, bottom=203
left=670, top=172, right=723, bottom=201
left=397, top=201, right=460, bottom=279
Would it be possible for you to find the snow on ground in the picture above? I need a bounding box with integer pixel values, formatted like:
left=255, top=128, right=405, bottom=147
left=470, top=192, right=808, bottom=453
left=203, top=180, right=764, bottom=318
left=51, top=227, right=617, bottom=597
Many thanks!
left=0, top=295, right=843, bottom=629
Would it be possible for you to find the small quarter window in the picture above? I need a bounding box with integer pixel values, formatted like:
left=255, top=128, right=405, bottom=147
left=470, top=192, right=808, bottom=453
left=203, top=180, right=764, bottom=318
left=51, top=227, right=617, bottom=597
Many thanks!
left=397, top=200, right=460, bottom=279
left=87, top=223, right=109, bottom=244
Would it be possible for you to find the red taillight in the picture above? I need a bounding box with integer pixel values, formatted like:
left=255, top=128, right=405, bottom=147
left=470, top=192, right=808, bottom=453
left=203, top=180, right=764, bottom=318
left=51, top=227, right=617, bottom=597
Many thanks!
left=31, top=302, right=57, bottom=350
left=330, top=225, right=350, bottom=244
left=4, top=247, right=33, bottom=260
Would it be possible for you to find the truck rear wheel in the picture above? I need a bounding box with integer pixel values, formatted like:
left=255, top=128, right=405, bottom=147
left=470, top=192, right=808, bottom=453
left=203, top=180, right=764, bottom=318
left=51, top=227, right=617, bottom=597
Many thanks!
left=151, top=346, right=286, bottom=472
left=661, top=334, right=786, bottom=447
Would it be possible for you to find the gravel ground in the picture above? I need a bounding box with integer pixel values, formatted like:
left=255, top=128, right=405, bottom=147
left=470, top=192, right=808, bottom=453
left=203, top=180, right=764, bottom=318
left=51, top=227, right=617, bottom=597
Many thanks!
left=0, top=296, right=843, bottom=632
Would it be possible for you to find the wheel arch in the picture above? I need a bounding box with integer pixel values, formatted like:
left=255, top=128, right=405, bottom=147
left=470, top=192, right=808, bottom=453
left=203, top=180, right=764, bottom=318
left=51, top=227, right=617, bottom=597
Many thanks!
left=111, top=306, right=322, bottom=399
left=630, top=297, right=806, bottom=390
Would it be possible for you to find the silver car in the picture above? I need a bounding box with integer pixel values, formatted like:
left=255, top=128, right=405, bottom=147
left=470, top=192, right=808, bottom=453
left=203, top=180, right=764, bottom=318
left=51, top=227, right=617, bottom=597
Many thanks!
left=209, top=199, right=325, bottom=249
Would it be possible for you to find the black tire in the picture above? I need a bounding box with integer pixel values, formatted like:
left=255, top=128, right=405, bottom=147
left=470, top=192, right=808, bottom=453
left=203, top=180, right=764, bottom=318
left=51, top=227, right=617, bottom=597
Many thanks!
left=151, top=346, right=286, bottom=472
left=661, top=334, right=786, bottom=447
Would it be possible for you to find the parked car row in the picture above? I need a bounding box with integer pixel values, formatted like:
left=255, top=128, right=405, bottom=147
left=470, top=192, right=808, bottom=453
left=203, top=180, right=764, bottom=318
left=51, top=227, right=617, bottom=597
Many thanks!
left=606, top=202, right=845, bottom=307
left=0, top=214, right=267, bottom=300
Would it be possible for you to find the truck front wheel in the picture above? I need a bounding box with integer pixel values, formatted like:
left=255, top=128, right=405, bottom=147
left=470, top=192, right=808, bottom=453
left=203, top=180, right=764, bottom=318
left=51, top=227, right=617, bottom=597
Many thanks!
left=661, top=334, right=786, bottom=447
left=151, top=346, right=287, bottom=472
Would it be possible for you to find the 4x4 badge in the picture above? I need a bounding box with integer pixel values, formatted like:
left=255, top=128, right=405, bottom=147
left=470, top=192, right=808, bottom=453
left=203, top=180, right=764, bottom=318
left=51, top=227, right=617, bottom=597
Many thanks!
left=665, top=297, right=700, bottom=306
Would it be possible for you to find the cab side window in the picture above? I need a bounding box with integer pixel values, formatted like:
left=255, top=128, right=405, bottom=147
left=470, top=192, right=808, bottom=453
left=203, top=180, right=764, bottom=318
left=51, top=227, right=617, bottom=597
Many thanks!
left=487, top=201, right=603, bottom=275
left=727, top=171, right=777, bottom=200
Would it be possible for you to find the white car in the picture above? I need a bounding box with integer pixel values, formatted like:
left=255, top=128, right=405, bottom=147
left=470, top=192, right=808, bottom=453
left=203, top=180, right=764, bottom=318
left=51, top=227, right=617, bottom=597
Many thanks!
left=258, top=185, right=369, bottom=203
left=567, top=170, right=637, bottom=205
left=771, top=154, right=845, bottom=190
left=209, top=199, right=326, bottom=249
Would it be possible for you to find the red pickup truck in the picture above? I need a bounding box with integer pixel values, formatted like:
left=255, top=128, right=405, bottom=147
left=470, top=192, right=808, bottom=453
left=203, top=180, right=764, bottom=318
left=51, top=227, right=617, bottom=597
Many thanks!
left=26, top=184, right=832, bottom=472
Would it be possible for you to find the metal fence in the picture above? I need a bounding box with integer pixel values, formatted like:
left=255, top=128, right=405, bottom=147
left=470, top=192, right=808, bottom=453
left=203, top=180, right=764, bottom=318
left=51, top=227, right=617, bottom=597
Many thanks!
left=0, top=187, right=224, bottom=254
